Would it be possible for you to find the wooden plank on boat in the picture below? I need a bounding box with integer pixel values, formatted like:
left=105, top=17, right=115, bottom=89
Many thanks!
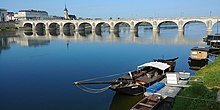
left=130, top=94, right=162, bottom=110
left=138, top=103, right=154, bottom=108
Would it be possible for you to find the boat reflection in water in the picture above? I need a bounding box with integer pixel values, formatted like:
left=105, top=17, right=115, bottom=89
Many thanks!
left=109, top=93, right=143, bottom=110
left=188, top=60, right=208, bottom=70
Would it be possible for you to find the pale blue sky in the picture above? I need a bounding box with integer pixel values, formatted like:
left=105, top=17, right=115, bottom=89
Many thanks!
left=1, top=0, right=220, bottom=19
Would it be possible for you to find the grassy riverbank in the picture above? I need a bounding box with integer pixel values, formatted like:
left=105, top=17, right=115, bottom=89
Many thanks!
left=172, top=57, right=220, bottom=110
left=0, top=27, right=17, bottom=31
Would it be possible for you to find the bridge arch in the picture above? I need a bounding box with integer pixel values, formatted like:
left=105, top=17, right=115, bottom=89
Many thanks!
left=35, top=23, right=46, bottom=36
left=63, top=22, right=75, bottom=36
left=23, top=23, right=33, bottom=30
left=63, top=22, right=75, bottom=30
left=36, top=23, right=45, bottom=30
left=49, top=23, right=60, bottom=29
left=212, top=20, right=220, bottom=34
left=157, top=21, right=178, bottom=31
left=183, top=20, right=206, bottom=31
left=114, top=22, right=131, bottom=32
left=95, top=22, right=110, bottom=32
left=78, top=22, right=92, bottom=32
left=183, top=20, right=207, bottom=38
left=134, top=21, right=153, bottom=31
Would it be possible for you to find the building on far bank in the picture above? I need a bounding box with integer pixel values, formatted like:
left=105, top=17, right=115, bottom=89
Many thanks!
left=6, top=12, right=15, bottom=21
left=0, top=8, right=7, bottom=22
left=48, top=15, right=64, bottom=20
left=14, top=9, right=48, bottom=21
left=64, top=5, right=76, bottom=20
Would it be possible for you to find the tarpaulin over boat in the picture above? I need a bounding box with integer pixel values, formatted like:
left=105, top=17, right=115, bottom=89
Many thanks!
left=137, top=62, right=170, bottom=71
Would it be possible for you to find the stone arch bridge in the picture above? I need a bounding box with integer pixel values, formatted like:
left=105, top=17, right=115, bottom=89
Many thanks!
left=20, top=17, right=220, bottom=34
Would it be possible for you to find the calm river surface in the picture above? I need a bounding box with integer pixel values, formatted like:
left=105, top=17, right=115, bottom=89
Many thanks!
left=0, top=23, right=218, bottom=110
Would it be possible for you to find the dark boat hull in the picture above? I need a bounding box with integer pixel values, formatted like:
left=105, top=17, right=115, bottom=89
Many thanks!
left=109, top=75, right=165, bottom=95
left=110, top=85, right=144, bottom=96
left=188, top=59, right=208, bottom=70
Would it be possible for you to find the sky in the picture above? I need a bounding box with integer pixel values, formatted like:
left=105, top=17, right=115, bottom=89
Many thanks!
left=1, top=0, right=220, bottom=19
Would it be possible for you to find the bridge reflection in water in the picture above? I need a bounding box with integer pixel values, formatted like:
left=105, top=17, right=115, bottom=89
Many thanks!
left=14, top=29, right=206, bottom=46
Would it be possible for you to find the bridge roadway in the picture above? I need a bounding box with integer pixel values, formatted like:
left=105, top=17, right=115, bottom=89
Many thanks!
left=19, top=17, right=220, bottom=34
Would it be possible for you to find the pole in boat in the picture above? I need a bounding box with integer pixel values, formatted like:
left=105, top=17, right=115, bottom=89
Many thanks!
left=73, top=80, right=117, bottom=85
left=217, top=18, right=219, bottom=34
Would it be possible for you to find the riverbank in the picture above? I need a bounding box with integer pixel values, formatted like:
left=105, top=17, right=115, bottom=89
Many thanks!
left=0, top=21, right=17, bottom=31
left=172, top=57, right=220, bottom=110
left=0, top=27, right=17, bottom=31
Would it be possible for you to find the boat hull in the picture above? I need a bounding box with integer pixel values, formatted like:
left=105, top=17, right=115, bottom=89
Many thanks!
left=109, top=75, right=165, bottom=96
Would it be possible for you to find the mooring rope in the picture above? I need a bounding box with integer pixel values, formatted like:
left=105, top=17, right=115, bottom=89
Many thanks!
left=76, top=84, right=110, bottom=93
left=75, top=71, right=131, bottom=82
left=73, top=71, right=132, bottom=94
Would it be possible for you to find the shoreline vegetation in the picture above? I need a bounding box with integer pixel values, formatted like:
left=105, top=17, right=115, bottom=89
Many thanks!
left=0, top=27, right=18, bottom=31
left=0, top=21, right=17, bottom=31
left=172, top=57, right=220, bottom=110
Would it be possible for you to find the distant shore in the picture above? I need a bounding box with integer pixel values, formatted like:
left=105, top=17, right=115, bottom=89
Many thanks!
left=0, top=21, right=18, bottom=31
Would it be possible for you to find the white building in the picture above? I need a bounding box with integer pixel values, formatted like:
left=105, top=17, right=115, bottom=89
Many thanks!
left=64, top=5, right=69, bottom=20
left=64, top=5, right=76, bottom=20
left=6, top=12, right=15, bottom=21
left=0, top=8, right=7, bottom=22
left=14, top=9, right=48, bottom=21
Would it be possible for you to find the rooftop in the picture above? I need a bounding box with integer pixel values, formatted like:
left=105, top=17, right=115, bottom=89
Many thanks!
left=191, top=46, right=209, bottom=52
left=0, top=8, right=7, bottom=11
left=19, top=9, right=48, bottom=14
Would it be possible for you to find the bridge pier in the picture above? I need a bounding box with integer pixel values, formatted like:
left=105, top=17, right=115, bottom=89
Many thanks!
left=32, top=23, right=36, bottom=32
left=92, top=29, right=96, bottom=33
left=153, top=23, right=159, bottom=33
left=152, top=31, right=159, bottom=43
left=130, top=29, right=137, bottom=33
left=59, top=23, right=64, bottom=36
left=178, top=26, right=184, bottom=32
left=206, top=20, right=213, bottom=33
left=45, top=23, right=49, bottom=30
left=206, top=30, right=212, bottom=35
left=110, top=26, right=115, bottom=33
left=74, top=26, right=79, bottom=33
left=45, top=30, right=50, bottom=37
left=130, top=22, right=137, bottom=32
left=153, top=28, right=159, bottom=33
left=206, top=27, right=212, bottom=33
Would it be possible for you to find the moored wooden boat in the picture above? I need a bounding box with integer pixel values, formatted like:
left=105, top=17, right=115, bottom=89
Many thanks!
left=73, top=58, right=178, bottom=95
left=109, top=61, right=176, bottom=95
left=188, top=46, right=209, bottom=61
left=130, top=94, right=163, bottom=110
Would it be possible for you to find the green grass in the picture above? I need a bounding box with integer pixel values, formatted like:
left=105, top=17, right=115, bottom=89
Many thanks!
left=172, top=57, right=220, bottom=110
left=172, top=85, right=220, bottom=110
left=194, top=57, right=220, bottom=87
left=0, top=27, right=17, bottom=31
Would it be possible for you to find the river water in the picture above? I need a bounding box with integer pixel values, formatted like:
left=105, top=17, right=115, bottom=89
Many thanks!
left=0, top=23, right=217, bottom=110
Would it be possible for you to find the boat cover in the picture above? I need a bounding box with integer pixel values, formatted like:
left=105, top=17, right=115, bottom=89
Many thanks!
left=210, top=40, right=220, bottom=43
left=137, top=62, right=170, bottom=71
